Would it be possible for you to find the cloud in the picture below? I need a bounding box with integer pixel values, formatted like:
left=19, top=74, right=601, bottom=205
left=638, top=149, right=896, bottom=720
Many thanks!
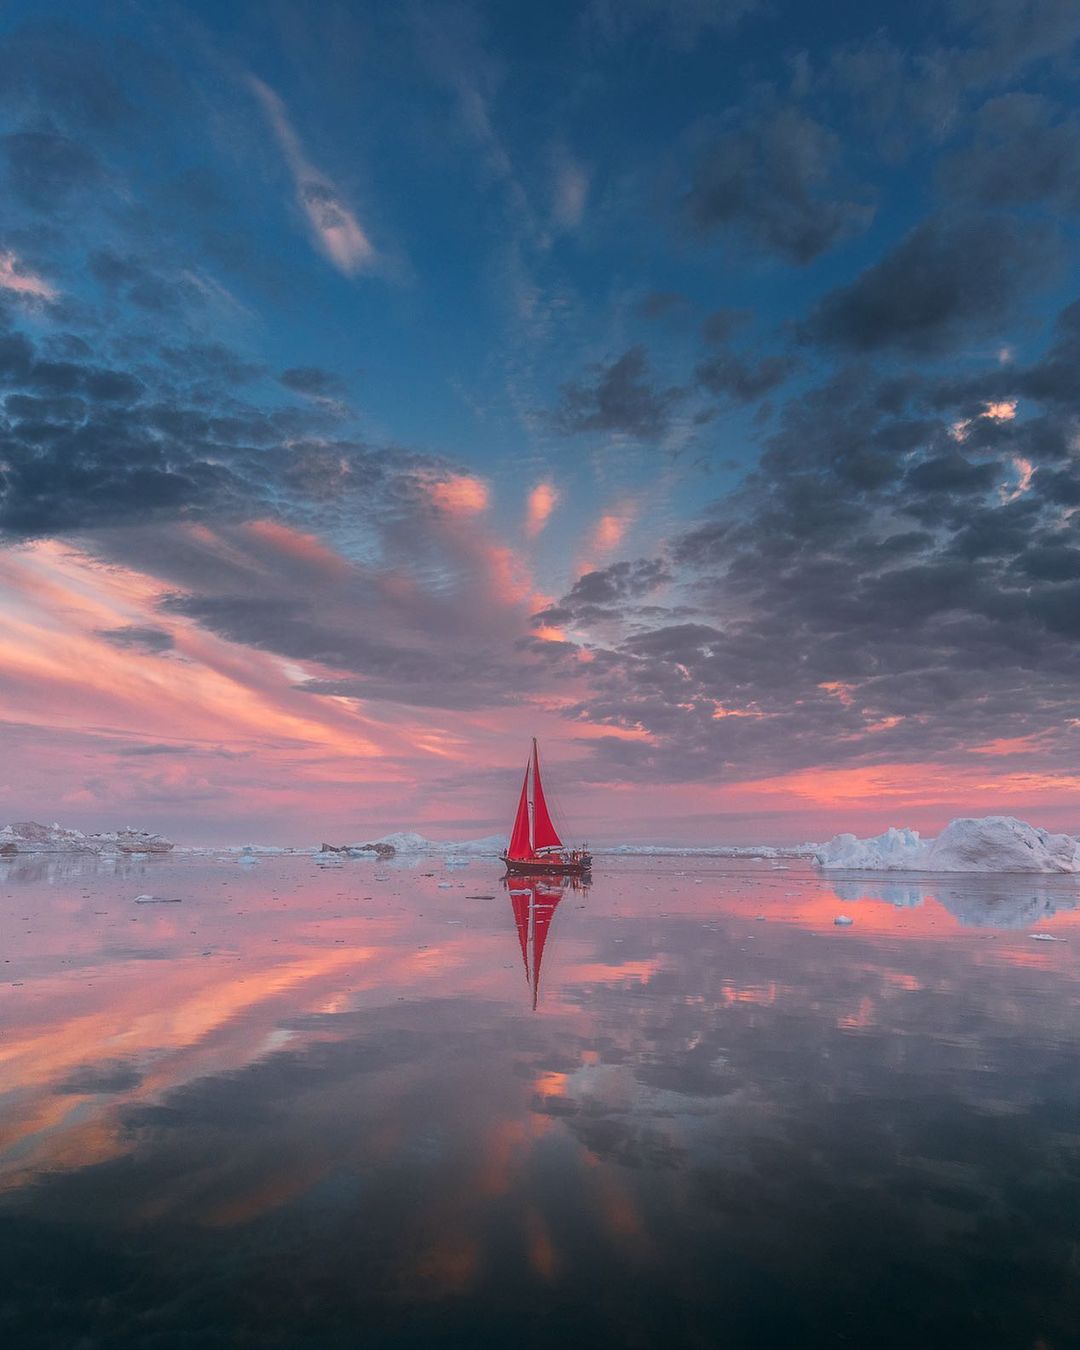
left=635, top=291, right=689, bottom=322
left=0, top=250, right=57, bottom=302
left=551, top=152, right=590, bottom=231
left=584, top=0, right=763, bottom=50
left=548, top=346, right=685, bottom=439
left=525, top=483, right=559, bottom=537
left=801, top=215, right=1058, bottom=354
left=96, top=625, right=175, bottom=654
left=682, top=107, right=873, bottom=264
left=694, top=349, right=794, bottom=404
left=534, top=558, right=671, bottom=626
left=278, top=367, right=346, bottom=399
left=420, top=473, right=490, bottom=517
left=945, top=94, right=1080, bottom=213
left=2, top=128, right=102, bottom=210
left=0, top=320, right=432, bottom=541
left=539, top=299, right=1080, bottom=786
left=248, top=76, right=376, bottom=277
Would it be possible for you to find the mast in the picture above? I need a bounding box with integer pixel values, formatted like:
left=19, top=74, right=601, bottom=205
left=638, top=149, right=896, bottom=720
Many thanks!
left=527, top=737, right=537, bottom=855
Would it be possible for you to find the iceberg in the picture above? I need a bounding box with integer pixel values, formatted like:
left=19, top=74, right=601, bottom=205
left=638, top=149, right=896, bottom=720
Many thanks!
left=359, top=832, right=508, bottom=857
left=815, top=816, right=1080, bottom=874
left=0, top=821, right=174, bottom=856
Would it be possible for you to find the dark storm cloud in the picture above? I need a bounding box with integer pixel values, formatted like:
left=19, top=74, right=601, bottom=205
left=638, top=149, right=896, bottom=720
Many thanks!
left=95, top=625, right=175, bottom=654
left=801, top=215, right=1058, bottom=354
left=683, top=107, right=873, bottom=264
left=548, top=345, right=685, bottom=439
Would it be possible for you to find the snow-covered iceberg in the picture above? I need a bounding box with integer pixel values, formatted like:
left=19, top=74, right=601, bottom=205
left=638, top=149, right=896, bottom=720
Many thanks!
left=0, top=821, right=174, bottom=856
left=815, top=816, right=1080, bottom=874
left=357, top=832, right=508, bottom=857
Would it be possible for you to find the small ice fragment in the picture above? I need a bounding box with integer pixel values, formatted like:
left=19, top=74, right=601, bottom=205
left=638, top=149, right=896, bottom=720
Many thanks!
left=834, top=915, right=854, bottom=926
left=437, top=882, right=453, bottom=889
left=1029, top=933, right=1066, bottom=942
left=133, top=894, right=180, bottom=904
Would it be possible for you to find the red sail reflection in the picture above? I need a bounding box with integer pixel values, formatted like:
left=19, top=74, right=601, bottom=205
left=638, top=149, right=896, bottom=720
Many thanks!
left=504, top=872, right=589, bottom=1010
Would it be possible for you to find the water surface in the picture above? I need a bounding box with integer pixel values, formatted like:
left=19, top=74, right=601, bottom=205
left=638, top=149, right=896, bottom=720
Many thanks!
left=3, top=852, right=1080, bottom=1348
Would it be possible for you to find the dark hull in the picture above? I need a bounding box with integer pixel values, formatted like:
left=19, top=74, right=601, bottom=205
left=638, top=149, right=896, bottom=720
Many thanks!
left=502, top=855, right=592, bottom=876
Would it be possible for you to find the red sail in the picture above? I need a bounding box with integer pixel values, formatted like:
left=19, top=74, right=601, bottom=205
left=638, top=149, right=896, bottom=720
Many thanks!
left=530, top=741, right=563, bottom=851
left=507, top=765, right=532, bottom=860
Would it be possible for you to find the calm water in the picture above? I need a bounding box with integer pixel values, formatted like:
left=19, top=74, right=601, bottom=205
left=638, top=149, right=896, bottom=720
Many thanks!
left=3, top=852, right=1080, bottom=1349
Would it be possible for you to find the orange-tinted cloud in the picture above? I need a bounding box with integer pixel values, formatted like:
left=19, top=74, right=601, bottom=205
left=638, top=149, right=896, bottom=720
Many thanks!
left=525, top=483, right=559, bottom=536
left=423, top=472, right=491, bottom=517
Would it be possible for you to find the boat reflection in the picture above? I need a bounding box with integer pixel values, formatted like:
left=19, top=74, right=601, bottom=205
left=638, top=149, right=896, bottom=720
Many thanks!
left=503, top=871, right=589, bottom=1010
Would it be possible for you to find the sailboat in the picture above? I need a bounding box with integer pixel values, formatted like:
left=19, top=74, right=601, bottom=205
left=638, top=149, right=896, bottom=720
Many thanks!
left=504, top=872, right=588, bottom=1010
left=501, top=738, right=592, bottom=876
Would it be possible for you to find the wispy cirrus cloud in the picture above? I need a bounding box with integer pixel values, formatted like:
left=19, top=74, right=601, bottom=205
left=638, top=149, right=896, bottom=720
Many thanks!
left=248, top=76, right=376, bottom=277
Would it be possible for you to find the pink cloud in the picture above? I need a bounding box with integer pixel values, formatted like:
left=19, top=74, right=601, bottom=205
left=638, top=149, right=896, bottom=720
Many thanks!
left=0, top=250, right=56, bottom=301
left=248, top=76, right=376, bottom=276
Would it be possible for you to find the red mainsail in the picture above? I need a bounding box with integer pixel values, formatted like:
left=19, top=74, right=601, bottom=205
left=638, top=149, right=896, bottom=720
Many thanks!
left=507, top=765, right=532, bottom=860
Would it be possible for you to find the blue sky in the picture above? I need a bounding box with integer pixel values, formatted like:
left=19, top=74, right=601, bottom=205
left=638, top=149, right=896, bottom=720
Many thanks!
left=3, top=0, right=1080, bottom=843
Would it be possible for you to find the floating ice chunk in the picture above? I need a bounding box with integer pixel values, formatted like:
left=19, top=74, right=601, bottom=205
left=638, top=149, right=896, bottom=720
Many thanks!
left=834, top=915, right=854, bottom=926
left=133, top=894, right=180, bottom=904
left=1029, top=933, right=1067, bottom=942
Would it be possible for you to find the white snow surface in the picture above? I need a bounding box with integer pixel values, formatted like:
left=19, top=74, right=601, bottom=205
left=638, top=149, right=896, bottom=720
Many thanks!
left=0, top=821, right=174, bottom=855
left=815, top=816, right=1080, bottom=874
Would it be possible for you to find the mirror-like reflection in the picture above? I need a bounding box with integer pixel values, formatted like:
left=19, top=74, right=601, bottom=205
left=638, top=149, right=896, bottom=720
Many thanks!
left=505, top=872, right=589, bottom=1009
left=3, top=854, right=1080, bottom=1348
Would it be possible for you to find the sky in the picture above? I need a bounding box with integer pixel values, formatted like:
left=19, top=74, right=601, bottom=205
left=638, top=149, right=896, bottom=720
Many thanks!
left=2, top=0, right=1080, bottom=845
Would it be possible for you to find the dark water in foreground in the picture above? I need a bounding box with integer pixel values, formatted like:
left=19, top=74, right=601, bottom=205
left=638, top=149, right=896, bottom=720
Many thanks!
left=3, top=852, right=1080, bottom=1349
